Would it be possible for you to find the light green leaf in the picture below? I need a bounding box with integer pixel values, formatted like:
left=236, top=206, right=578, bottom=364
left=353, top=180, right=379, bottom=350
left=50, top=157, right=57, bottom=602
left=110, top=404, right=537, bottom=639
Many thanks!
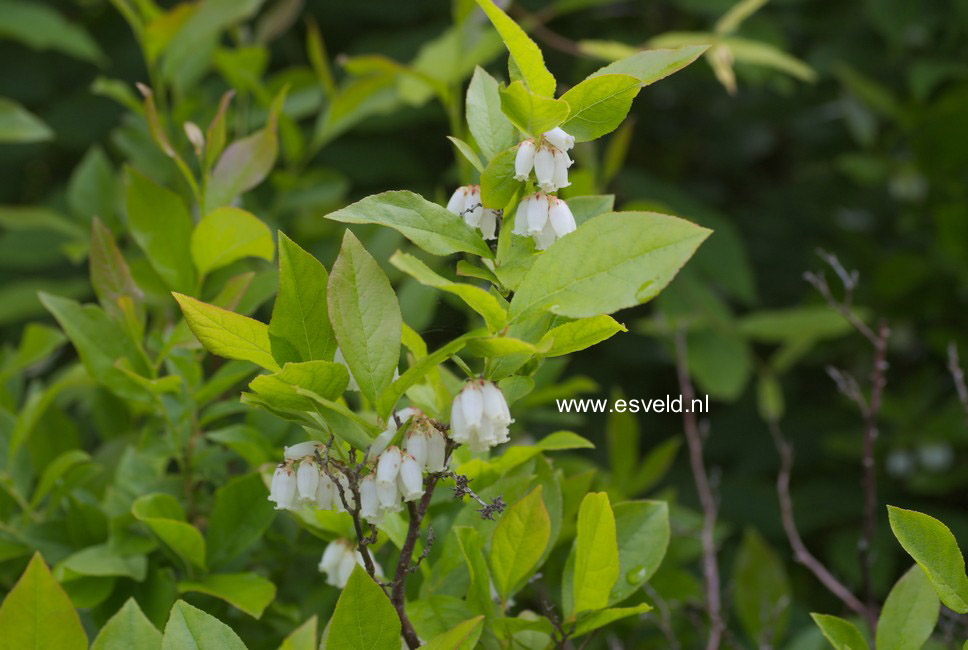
left=888, top=506, right=968, bottom=613
left=325, top=191, right=492, bottom=258
left=390, top=251, right=507, bottom=331
left=738, top=306, right=854, bottom=342
left=191, top=207, right=274, bottom=278
left=573, top=492, right=619, bottom=615
left=499, top=81, right=570, bottom=135
left=447, top=136, right=484, bottom=173
left=161, top=600, right=246, bottom=650
left=68, top=145, right=116, bottom=223
left=490, top=486, right=551, bottom=601
left=567, top=195, right=615, bottom=226
left=326, top=565, right=401, bottom=650
left=473, top=0, right=555, bottom=97
left=0, top=552, right=87, bottom=650
left=467, top=66, right=515, bottom=161
left=248, top=360, right=349, bottom=409
left=30, top=449, right=91, bottom=506
left=811, top=613, right=869, bottom=650
left=125, top=167, right=195, bottom=293
left=206, top=473, right=277, bottom=569
left=589, top=45, right=708, bottom=86
left=327, top=230, right=402, bottom=403
left=0, top=2, right=104, bottom=63
left=421, top=616, right=484, bottom=650
left=269, top=232, right=337, bottom=365
left=875, top=565, right=939, bottom=650
left=178, top=573, right=276, bottom=619
left=480, top=145, right=524, bottom=209
left=278, top=616, right=316, bottom=650
left=90, top=217, right=142, bottom=321
left=732, top=528, right=791, bottom=646
left=609, top=501, right=670, bottom=605
left=724, top=37, right=817, bottom=82
left=560, top=74, right=641, bottom=142
left=0, top=97, right=53, bottom=143
left=572, top=604, right=652, bottom=638
left=92, top=599, right=162, bottom=650
left=538, top=315, right=626, bottom=357
left=173, top=293, right=280, bottom=371
left=57, top=544, right=147, bottom=581
left=509, top=211, right=711, bottom=320
left=132, top=494, right=206, bottom=570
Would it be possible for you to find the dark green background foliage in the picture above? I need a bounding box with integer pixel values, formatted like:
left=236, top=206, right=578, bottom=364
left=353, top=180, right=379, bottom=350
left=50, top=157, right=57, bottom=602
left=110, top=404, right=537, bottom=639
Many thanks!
left=1, top=0, right=967, bottom=648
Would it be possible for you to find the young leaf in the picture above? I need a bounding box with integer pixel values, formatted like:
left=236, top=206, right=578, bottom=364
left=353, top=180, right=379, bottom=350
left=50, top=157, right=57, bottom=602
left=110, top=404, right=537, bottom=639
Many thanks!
left=177, top=573, right=276, bottom=619
left=325, top=191, right=492, bottom=258
left=132, top=494, right=206, bottom=570
left=0, top=552, right=87, bottom=650
left=490, top=486, right=552, bottom=601
left=89, top=217, right=142, bottom=319
left=875, top=565, right=940, bottom=650
left=888, top=506, right=968, bottom=613
left=162, top=600, right=246, bottom=650
left=190, top=207, right=274, bottom=278
left=326, top=565, right=401, bottom=650
left=125, top=166, right=195, bottom=293
left=573, top=492, right=620, bottom=615
left=447, top=135, right=484, bottom=173
left=173, top=293, right=280, bottom=371
left=92, top=598, right=162, bottom=650
left=480, top=145, right=524, bottom=209
left=269, top=232, right=337, bottom=365
left=810, top=613, right=869, bottom=650
left=206, top=473, right=277, bottom=569
left=389, top=251, right=507, bottom=331
left=731, top=528, right=791, bottom=647
left=499, top=81, right=570, bottom=135
left=589, top=45, right=708, bottom=87
left=467, top=66, right=515, bottom=161
left=509, top=211, right=711, bottom=321
left=572, top=604, right=652, bottom=638
left=609, top=500, right=670, bottom=605
left=421, top=616, right=485, bottom=650
left=248, top=360, right=350, bottom=409
left=328, top=230, right=402, bottom=403
left=538, top=315, right=626, bottom=357
left=560, top=74, right=641, bottom=142
left=0, top=97, right=53, bottom=143
left=473, top=0, right=556, bottom=97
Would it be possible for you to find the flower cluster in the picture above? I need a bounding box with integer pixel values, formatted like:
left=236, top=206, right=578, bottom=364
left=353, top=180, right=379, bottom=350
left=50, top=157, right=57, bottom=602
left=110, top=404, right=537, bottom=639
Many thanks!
left=268, top=440, right=352, bottom=512
left=318, top=539, right=384, bottom=588
left=514, top=127, right=575, bottom=192
left=446, top=185, right=500, bottom=240
left=450, top=380, right=513, bottom=452
left=511, top=192, right=577, bottom=250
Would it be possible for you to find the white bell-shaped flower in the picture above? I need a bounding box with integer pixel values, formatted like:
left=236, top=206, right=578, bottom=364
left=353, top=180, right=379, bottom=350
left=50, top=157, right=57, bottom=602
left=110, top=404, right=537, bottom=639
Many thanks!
left=296, top=459, right=320, bottom=502
left=464, top=186, right=483, bottom=227
left=543, top=127, right=575, bottom=152
left=446, top=186, right=469, bottom=214
left=479, top=208, right=499, bottom=240
left=336, top=548, right=358, bottom=587
left=549, top=196, right=577, bottom=238
left=552, top=148, right=572, bottom=190
left=398, top=453, right=424, bottom=501
left=376, top=480, right=401, bottom=512
left=316, top=472, right=336, bottom=510
left=405, top=429, right=428, bottom=470
left=376, top=446, right=403, bottom=485
left=366, top=407, right=420, bottom=463
left=284, top=441, right=322, bottom=460
left=512, top=196, right=531, bottom=235
left=359, top=474, right=382, bottom=523
left=319, top=540, right=346, bottom=577
left=450, top=380, right=514, bottom=452
left=514, top=139, right=536, bottom=181
left=534, top=145, right=556, bottom=192
left=319, top=540, right=384, bottom=588
left=268, top=465, right=297, bottom=510
left=527, top=192, right=550, bottom=234
left=425, top=429, right=447, bottom=472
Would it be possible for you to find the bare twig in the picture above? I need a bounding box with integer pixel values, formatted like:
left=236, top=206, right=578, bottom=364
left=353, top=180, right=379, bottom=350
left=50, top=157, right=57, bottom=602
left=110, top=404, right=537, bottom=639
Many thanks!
left=674, top=329, right=724, bottom=650
left=643, top=583, right=681, bottom=650
left=319, top=440, right=379, bottom=581
left=947, top=343, right=968, bottom=427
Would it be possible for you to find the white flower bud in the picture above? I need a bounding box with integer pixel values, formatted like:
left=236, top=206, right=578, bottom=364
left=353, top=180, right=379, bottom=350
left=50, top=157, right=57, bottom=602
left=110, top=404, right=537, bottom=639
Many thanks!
left=284, top=441, right=321, bottom=460
left=405, top=430, right=428, bottom=470
left=527, top=193, right=549, bottom=234
left=534, top=145, right=556, bottom=191
left=460, top=383, right=484, bottom=428
left=425, top=429, right=447, bottom=473
left=376, top=479, right=400, bottom=509
left=552, top=148, right=571, bottom=190
left=359, top=474, right=381, bottom=523
left=543, top=127, right=575, bottom=152
left=450, top=380, right=513, bottom=452
left=316, top=472, right=336, bottom=510
left=512, top=196, right=531, bottom=235
left=398, top=454, right=423, bottom=501
left=268, top=465, right=297, bottom=510
left=366, top=427, right=396, bottom=463
left=446, top=186, right=467, bottom=215
left=376, top=446, right=403, bottom=485
left=549, top=197, right=577, bottom=238
left=296, top=459, right=320, bottom=502
left=479, top=209, right=498, bottom=240
left=465, top=186, right=483, bottom=227
left=513, top=139, right=536, bottom=181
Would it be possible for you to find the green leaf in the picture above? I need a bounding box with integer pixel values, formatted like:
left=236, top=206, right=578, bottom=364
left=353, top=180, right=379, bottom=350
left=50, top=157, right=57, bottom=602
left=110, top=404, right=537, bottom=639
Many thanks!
left=269, top=232, right=337, bottom=365
left=509, top=211, right=711, bottom=320
left=811, top=613, right=869, bottom=650
left=875, top=565, right=939, bottom=650
left=132, top=494, right=207, bottom=570
left=390, top=251, right=507, bottom=331
left=248, top=361, right=350, bottom=409
left=724, top=37, right=817, bottom=83
left=732, top=528, right=791, bottom=646
left=173, top=293, right=280, bottom=371
left=738, top=306, right=853, bottom=342
left=89, top=217, right=142, bottom=320
left=609, top=501, right=670, bottom=605
left=538, top=315, right=626, bottom=357
left=68, top=145, right=116, bottom=223
left=447, top=136, right=484, bottom=173
left=0, top=97, right=53, bottom=143
left=566, top=195, right=615, bottom=226
left=278, top=616, right=316, bottom=650
left=125, top=167, right=195, bottom=293
left=57, top=544, right=147, bottom=581
left=573, top=492, right=620, bottom=615
left=0, top=2, right=104, bottom=63
left=572, top=604, right=652, bottom=638
left=0, top=552, right=87, bottom=650
left=161, top=600, right=246, bottom=650
left=888, top=506, right=968, bottom=613
left=480, top=145, right=524, bottom=209
left=327, top=230, right=402, bottom=403
left=490, top=486, right=552, bottom=601
left=30, top=449, right=91, bottom=506
left=589, top=45, right=708, bottom=87
left=92, top=598, right=162, bottom=650
left=325, top=191, right=492, bottom=258
left=326, top=565, right=401, bottom=650
left=206, top=473, right=277, bottom=569
left=421, top=616, right=485, bottom=650
left=466, top=66, right=515, bottom=161
left=178, top=573, right=276, bottom=619
left=499, top=81, right=570, bottom=135
left=473, top=0, right=555, bottom=97
left=559, top=74, right=641, bottom=142
left=191, top=207, right=274, bottom=278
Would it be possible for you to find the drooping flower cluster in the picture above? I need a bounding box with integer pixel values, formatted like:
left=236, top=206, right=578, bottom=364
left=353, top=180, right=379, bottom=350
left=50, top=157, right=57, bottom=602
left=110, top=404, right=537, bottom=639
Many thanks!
left=512, top=192, right=577, bottom=250
left=446, top=185, right=500, bottom=240
left=318, top=539, right=384, bottom=588
left=450, top=379, right=513, bottom=452
left=514, top=127, right=575, bottom=192
left=269, top=440, right=353, bottom=512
